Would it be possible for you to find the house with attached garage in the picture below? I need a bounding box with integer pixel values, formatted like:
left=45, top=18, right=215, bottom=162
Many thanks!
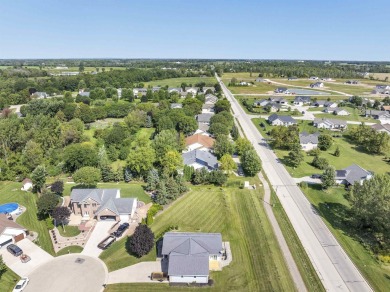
left=185, top=134, right=215, bottom=152
left=365, top=110, right=390, bottom=124
left=202, top=103, right=215, bottom=113
left=293, top=96, right=311, bottom=106
left=202, top=87, right=216, bottom=94
left=313, top=118, right=347, bottom=130
left=0, top=214, right=26, bottom=248
left=185, top=87, right=199, bottom=96
left=299, top=132, right=319, bottom=151
left=70, top=189, right=138, bottom=222
left=310, top=82, right=324, bottom=88
left=133, top=88, right=148, bottom=96
left=268, top=113, right=297, bottom=126
left=371, top=123, right=390, bottom=135
left=333, top=108, right=350, bottom=116
left=182, top=149, right=218, bottom=171
left=375, top=84, right=390, bottom=90
left=274, top=87, right=290, bottom=94
left=335, top=164, right=372, bottom=186
left=168, top=88, right=183, bottom=94
left=267, top=103, right=282, bottom=112
left=161, top=232, right=223, bottom=284
left=205, top=94, right=218, bottom=105
left=269, top=96, right=288, bottom=105
left=253, top=99, right=269, bottom=107
left=196, top=113, right=214, bottom=125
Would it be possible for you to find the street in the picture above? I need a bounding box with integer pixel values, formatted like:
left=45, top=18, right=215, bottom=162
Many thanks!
left=217, top=74, right=372, bottom=292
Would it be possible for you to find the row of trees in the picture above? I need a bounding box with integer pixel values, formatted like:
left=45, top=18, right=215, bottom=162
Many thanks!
left=349, top=124, right=390, bottom=154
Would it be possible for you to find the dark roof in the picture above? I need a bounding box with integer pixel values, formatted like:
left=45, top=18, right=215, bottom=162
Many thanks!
left=335, top=164, right=372, bottom=185
left=0, top=214, right=25, bottom=234
left=162, top=232, right=222, bottom=276
left=299, top=132, right=319, bottom=144
left=294, top=96, right=311, bottom=103
left=268, top=114, right=297, bottom=124
left=196, top=113, right=214, bottom=123
left=182, top=150, right=218, bottom=170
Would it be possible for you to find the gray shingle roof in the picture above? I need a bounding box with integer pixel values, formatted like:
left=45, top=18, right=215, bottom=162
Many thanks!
left=294, top=96, right=311, bottom=103
left=205, top=94, right=218, bottom=104
left=196, top=113, right=214, bottom=123
left=313, top=118, right=347, bottom=127
left=299, top=132, right=319, bottom=144
left=79, top=92, right=90, bottom=97
left=197, top=122, right=210, bottom=132
left=182, top=150, right=218, bottom=170
left=268, top=114, right=297, bottom=124
left=162, top=232, right=222, bottom=276
left=335, top=164, right=372, bottom=185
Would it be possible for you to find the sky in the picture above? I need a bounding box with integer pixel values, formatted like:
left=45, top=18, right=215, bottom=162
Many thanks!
left=0, top=0, right=389, bottom=61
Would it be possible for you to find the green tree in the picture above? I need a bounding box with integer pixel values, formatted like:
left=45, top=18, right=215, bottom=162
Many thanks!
left=177, top=116, right=197, bottom=135
left=288, top=148, right=304, bottom=168
left=31, top=165, right=47, bottom=193
left=334, top=146, right=341, bottom=157
left=37, top=190, right=59, bottom=218
left=214, top=99, right=231, bottom=113
left=72, top=166, right=101, bottom=186
left=127, top=145, right=156, bottom=177
left=155, top=180, right=169, bottom=205
left=162, top=150, right=183, bottom=176
left=220, top=154, right=237, bottom=173
left=21, top=141, right=44, bottom=171
left=321, top=166, right=335, bottom=189
left=145, top=169, right=159, bottom=191
left=153, top=130, right=180, bottom=164
left=241, top=149, right=262, bottom=176
left=63, top=142, right=99, bottom=172
left=214, top=134, right=235, bottom=158
left=235, top=138, right=253, bottom=155
left=0, top=255, right=7, bottom=278
left=122, top=88, right=134, bottom=102
left=318, top=134, right=333, bottom=151
left=105, top=87, right=117, bottom=99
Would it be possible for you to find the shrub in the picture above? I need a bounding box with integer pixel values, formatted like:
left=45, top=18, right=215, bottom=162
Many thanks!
left=127, top=224, right=155, bottom=258
left=312, top=156, right=329, bottom=170
left=45, top=217, right=54, bottom=230
left=299, top=181, right=308, bottom=189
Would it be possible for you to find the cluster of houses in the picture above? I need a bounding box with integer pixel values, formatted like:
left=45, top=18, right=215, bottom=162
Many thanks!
left=371, top=84, right=390, bottom=95
left=133, top=86, right=216, bottom=98
left=179, top=94, right=220, bottom=171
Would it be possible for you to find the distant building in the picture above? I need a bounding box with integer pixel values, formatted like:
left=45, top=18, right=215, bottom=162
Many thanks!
left=313, top=118, right=347, bottom=130
left=21, top=178, right=33, bottom=191
left=268, top=114, right=297, bottom=126
left=345, top=80, right=359, bottom=85
left=185, top=134, right=215, bottom=152
left=335, top=164, right=372, bottom=186
left=170, top=103, right=183, bottom=109
left=310, top=82, right=324, bottom=88
left=182, top=149, right=218, bottom=171
left=274, top=87, right=289, bottom=94
left=299, top=132, right=319, bottom=151
left=31, top=92, right=47, bottom=99
left=371, top=123, right=390, bottom=135
left=309, top=76, right=319, bottom=80
left=269, top=96, right=288, bottom=105
left=333, top=108, right=350, bottom=116
left=253, top=99, right=269, bottom=107
left=293, top=96, right=311, bottom=106
left=365, top=110, right=390, bottom=123
left=256, top=78, right=266, bottom=82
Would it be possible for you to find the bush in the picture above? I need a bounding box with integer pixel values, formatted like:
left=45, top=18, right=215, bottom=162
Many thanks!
left=126, top=224, right=155, bottom=257
left=299, top=181, right=308, bottom=189
left=312, top=156, right=329, bottom=170
left=307, top=148, right=321, bottom=157
left=45, top=217, right=54, bottom=230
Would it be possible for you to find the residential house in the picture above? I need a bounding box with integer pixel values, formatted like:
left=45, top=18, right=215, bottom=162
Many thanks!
left=299, top=132, right=319, bottom=151
left=253, top=99, right=269, bottom=107
left=133, top=88, right=148, bottom=96
left=21, top=178, right=32, bottom=191
left=185, top=134, right=215, bottom=152
left=324, top=101, right=338, bottom=108
left=239, top=81, right=251, bottom=86
left=205, top=94, right=218, bottom=105
left=170, top=103, right=183, bottom=109
left=202, top=103, right=215, bottom=113
left=313, top=100, right=326, bottom=107
left=161, top=232, right=223, bottom=284
left=309, top=76, right=319, bottom=80
left=375, top=84, right=390, bottom=90
left=323, top=107, right=335, bottom=114
left=152, top=87, right=161, bottom=93
left=371, top=123, right=390, bottom=135
left=182, top=150, right=218, bottom=171
left=194, top=123, right=210, bottom=136
left=268, top=114, right=297, bottom=126
left=335, top=164, right=372, bottom=186
left=202, top=87, right=216, bottom=94
left=365, top=110, right=390, bottom=123
left=313, top=118, right=347, bottom=130
left=196, top=113, right=214, bottom=125
left=345, top=80, right=359, bottom=84
left=0, top=214, right=26, bottom=248
left=293, top=96, right=311, bottom=106
left=78, top=91, right=90, bottom=97
left=31, top=92, right=47, bottom=99
left=310, top=82, right=324, bottom=88
left=321, top=78, right=333, bottom=81
left=256, top=78, right=266, bottom=82
left=274, top=87, right=289, bottom=94
left=371, top=88, right=390, bottom=95
left=269, top=96, right=288, bottom=105
left=381, top=105, right=390, bottom=112
left=70, top=189, right=138, bottom=222
left=333, top=108, right=350, bottom=116
left=267, top=103, right=282, bottom=112
left=168, top=88, right=183, bottom=94
left=185, top=87, right=199, bottom=96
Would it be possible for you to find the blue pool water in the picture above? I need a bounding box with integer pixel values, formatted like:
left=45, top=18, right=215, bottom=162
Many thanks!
left=0, top=203, right=19, bottom=214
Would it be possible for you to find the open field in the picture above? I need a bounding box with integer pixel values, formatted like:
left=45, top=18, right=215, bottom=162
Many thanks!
left=252, top=118, right=389, bottom=177
left=144, top=77, right=216, bottom=88
left=0, top=182, right=55, bottom=255
left=368, top=73, right=390, bottom=81
left=63, top=182, right=151, bottom=204
left=303, top=184, right=390, bottom=292
left=56, top=245, right=83, bottom=256
left=0, top=267, right=20, bottom=292
left=104, top=178, right=299, bottom=291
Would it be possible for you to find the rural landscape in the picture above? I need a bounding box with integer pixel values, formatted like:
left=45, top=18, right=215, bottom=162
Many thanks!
left=0, top=1, right=389, bottom=292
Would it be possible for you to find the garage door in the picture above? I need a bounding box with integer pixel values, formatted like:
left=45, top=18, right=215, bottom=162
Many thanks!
left=14, top=233, right=25, bottom=243
left=0, top=238, right=12, bottom=248
left=100, top=216, right=116, bottom=221
left=119, top=214, right=129, bottom=222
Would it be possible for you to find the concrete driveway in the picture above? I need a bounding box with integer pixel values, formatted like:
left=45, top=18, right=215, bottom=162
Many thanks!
left=81, top=221, right=115, bottom=257
left=0, top=239, right=53, bottom=277
left=24, top=254, right=108, bottom=292
left=108, top=261, right=165, bottom=284
left=293, top=176, right=321, bottom=184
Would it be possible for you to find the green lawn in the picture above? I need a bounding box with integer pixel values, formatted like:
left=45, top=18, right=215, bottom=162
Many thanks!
left=303, top=185, right=390, bottom=292
left=56, top=245, right=83, bottom=256
left=252, top=118, right=389, bottom=177
left=0, top=268, right=20, bottom=292
left=0, top=182, right=54, bottom=255
left=313, top=107, right=379, bottom=123
left=104, top=181, right=298, bottom=291
left=144, top=77, right=216, bottom=88
left=57, top=225, right=81, bottom=237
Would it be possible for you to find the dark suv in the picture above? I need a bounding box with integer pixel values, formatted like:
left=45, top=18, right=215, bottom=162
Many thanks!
left=113, top=223, right=130, bottom=237
left=7, top=244, right=23, bottom=256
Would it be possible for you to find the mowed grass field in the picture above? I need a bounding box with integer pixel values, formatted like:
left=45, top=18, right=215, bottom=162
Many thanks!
left=303, top=185, right=390, bottom=292
left=144, top=77, right=217, bottom=88
left=104, top=182, right=300, bottom=291
left=252, top=118, right=389, bottom=178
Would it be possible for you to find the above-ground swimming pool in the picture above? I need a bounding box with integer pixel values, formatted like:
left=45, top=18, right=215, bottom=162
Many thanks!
left=0, top=203, right=19, bottom=214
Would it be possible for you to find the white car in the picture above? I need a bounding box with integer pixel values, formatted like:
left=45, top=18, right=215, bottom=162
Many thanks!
left=13, top=277, right=29, bottom=292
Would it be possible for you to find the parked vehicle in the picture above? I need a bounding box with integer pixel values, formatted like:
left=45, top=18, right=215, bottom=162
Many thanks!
left=12, top=277, right=29, bottom=292
left=7, top=244, right=23, bottom=256
left=113, top=223, right=130, bottom=237
left=98, top=235, right=116, bottom=250
left=311, top=174, right=322, bottom=179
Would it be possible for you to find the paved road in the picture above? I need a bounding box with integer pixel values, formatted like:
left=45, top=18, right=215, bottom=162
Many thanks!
left=217, top=74, right=372, bottom=292
left=108, top=261, right=164, bottom=284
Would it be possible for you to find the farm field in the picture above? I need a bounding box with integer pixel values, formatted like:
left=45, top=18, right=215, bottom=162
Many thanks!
left=144, top=77, right=216, bottom=88
left=103, top=179, right=303, bottom=291
left=252, top=118, right=389, bottom=177
left=303, top=185, right=390, bottom=292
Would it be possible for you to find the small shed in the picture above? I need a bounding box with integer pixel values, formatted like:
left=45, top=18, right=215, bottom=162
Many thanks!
left=21, top=178, right=33, bottom=191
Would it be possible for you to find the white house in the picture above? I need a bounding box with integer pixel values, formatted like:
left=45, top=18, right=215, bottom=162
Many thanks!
left=182, top=150, right=218, bottom=171
left=299, top=132, right=319, bottom=151
left=334, top=108, right=350, bottom=116
left=162, top=232, right=223, bottom=284
left=268, top=114, right=297, bottom=126
left=185, top=134, right=215, bottom=152
left=0, top=214, right=26, bottom=248
left=293, top=96, right=311, bottom=106
left=310, top=82, right=324, bottom=88
left=205, top=94, right=218, bottom=105
left=185, top=87, right=199, bottom=96
left=335, top=164, right=372, bottom=186
left=313, top=118, right=347, bottom=130
left=21, top=178, right=33, bottom=191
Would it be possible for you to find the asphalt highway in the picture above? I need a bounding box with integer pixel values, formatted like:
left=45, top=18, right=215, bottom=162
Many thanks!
left=217, top=74, right=372, bottom=292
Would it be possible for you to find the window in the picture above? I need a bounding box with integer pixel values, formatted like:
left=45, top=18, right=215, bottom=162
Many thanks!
left=92, top=203, right=96, bottom=207
left=84, top=204, right=88, bottom=208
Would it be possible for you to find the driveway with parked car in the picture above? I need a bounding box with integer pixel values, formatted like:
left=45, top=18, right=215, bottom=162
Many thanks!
left=0, top=239, right=53, bottom=277
left=81, top=221, right=115, bottom=257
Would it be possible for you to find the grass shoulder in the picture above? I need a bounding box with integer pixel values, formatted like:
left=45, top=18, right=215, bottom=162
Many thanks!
left=56, top=245, right=83, bottom=256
